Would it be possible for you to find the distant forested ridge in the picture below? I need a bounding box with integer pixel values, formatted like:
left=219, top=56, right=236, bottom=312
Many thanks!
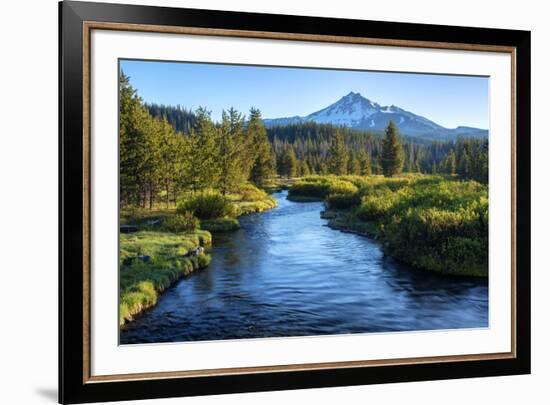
left=267, top=121, right=487, bottom=183
left=146, top=103, right=196, bottom=134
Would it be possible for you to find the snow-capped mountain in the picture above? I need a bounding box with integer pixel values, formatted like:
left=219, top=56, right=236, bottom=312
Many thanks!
left=263, top=92, right=487, bottom=140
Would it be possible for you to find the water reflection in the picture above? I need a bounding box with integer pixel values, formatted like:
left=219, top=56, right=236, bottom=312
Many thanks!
left=121, top=191, right=488, bottom=344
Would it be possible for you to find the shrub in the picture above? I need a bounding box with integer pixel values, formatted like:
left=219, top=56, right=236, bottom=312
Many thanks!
left=201, top=217, right=241, bottom=232
left=356, top=187, right=399, bottom=221
left=326, top=192, right=360, bottom=209
left=327, top=180, right=358, bottom=195
left=161, top=211, right=200, bottom=232
left=239, top=184, right=268, bottom=202
left=288, top=178, right=358, bottom=200
left=288, top=181, right=330, bottom=199
left=178, top=189, right=237, bottom=219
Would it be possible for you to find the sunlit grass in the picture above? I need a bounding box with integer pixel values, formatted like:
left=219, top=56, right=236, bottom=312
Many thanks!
left=119, top=230, right=212, bottom=326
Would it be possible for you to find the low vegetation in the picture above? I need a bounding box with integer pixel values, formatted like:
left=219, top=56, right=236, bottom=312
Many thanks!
left=177, top=189, right=237, bottom=220
left=119, top=183, right=277, bottom=326
left=289, top=174, right=488, bottom=277
left=160, top=211, right=200, bottom=233
left=119, top=230, right=212, bottom=326
left=232, top=185, right=277, bottom=215
left=121, top=184, right=277, bottom=233
left=200, top=217, right=241, bottom=232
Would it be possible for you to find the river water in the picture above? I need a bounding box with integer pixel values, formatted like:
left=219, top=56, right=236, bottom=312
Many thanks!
left=120, top=190, right=488, bottom=344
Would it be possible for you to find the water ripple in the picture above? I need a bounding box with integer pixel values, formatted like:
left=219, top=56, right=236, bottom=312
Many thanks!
left=121, top=191, right=488, bottom=344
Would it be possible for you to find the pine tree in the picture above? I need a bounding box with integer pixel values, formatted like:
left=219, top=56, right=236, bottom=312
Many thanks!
left=405, top=142, right=416, bottom=172
left=414, top=155, right=422, bottom=173
left=119, top=71, right=163, bottom=208
left=248, top=108, right=275, bottom=187
left=300, top=160, right=311, bottom=176
left=218, top=110, right=246, bottom=195
left=328, top=131, right=348, bottom=175
left=457, top=144, right=471, bottom=179
left=477, top=141, right=489, bottom=184
left=119, top=71, right=146, bottom=206
left=347, top=152, right=361, bottom=175
left=157, top=117, right=179, bottom=207
left=281, top=148, right=298, bottom=178
left=442, top=150, right=456, bottom=175
left=380, top=121, right=404, bottom=177
left=183, top=107, right=220, bottom=191
left=356, top=149, right=371, bottom=176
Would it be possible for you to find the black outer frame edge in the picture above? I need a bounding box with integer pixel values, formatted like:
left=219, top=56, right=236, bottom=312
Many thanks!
left=59, top=1, right=531, bottom=403
left=514, top=29, right=531, bottom=375
left=60, top=2, right=84, bottom=404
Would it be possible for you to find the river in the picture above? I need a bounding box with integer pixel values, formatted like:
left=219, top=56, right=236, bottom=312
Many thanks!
left=120, top=190, right=488, bottom=344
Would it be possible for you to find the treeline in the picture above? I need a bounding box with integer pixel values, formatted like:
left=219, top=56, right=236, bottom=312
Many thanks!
left=122, top=74, right=488, bottom=206
left=268, top=122, right=488, bottom=183
left=120, top=72, right=276, bottom=209
left=146, top=103, right=196, bottom=134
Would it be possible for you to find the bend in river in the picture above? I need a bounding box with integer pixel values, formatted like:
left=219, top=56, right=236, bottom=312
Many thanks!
left=120, top=190, right=488, bottom=344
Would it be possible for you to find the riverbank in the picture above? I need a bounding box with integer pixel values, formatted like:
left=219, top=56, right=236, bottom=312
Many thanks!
left=119, top=230, right=212, bottom=326
left=119, top=184, right=278, bottom=326
left=289, top=174, right=488, bottom=277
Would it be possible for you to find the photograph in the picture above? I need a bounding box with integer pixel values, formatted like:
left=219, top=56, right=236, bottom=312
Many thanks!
left=54, top=1, right=533, bottom=402
left=118, top=60, right=490, bottom=345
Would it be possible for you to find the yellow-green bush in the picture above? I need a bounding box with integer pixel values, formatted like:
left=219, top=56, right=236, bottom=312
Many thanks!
left=288, top=177, right=358, bottom=201
left=160, top=211, right=200, bottom=232
left=238, top=183, right=269, bottom=202
left=366, top=178, right=489, bottom=276
left=201, top=217, right=241, bottom=232
left=177, top=189, right=237, bottom=220
left=326, top=192, right=360, bottom=209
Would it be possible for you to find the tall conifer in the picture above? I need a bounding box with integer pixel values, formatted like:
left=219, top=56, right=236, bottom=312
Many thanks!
left=328, top=131, right=348, bottom=175
left=380, top=121, right=404, bottom=177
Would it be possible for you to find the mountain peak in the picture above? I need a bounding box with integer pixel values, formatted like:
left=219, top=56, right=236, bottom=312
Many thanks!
left=342, top=91, right=364, bottom=100
left=263, top=92, right=487, bottom=140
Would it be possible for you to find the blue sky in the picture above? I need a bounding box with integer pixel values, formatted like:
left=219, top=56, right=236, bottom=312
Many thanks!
left=120, top=59, right=489, bottom=129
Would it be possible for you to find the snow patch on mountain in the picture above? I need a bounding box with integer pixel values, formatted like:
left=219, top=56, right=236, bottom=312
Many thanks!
left=263, top=92, right=487, bottom=140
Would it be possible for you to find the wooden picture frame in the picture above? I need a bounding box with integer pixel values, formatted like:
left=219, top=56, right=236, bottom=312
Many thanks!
left=59, top=1, right=531, bottom=403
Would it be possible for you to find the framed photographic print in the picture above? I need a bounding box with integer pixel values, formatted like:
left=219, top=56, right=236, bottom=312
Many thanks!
left=59, top=1, right=531, bottom=403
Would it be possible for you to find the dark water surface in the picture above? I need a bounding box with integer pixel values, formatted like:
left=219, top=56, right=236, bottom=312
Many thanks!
left=120, top=191, right=488, bottom=344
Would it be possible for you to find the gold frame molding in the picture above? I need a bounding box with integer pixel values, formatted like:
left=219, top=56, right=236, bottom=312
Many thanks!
left=82, top=21, right=517, bottom=384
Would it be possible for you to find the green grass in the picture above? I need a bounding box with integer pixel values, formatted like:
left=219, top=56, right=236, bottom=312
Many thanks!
left=288, top=176, right=358, bottom=202
left=201, top=217, right=241, bottom=232
left=120, top=206, right=175, bottom=226
left=290, top=174, right=488, bottom=277
left=119, top=230, right=212, bottom=326
left=234, top=198, right=277, bottom=215
left=228, top=184, right=278, bottom=215
left=287, top=195, right=325, bottom=202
